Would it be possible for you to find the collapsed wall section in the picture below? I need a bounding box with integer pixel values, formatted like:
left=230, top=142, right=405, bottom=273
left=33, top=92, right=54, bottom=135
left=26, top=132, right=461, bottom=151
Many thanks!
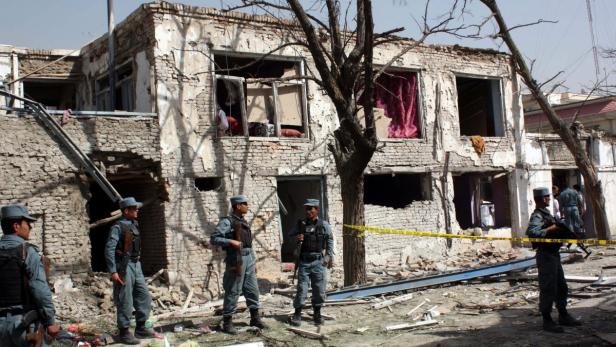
left=0, top=112, right=161, bottom=274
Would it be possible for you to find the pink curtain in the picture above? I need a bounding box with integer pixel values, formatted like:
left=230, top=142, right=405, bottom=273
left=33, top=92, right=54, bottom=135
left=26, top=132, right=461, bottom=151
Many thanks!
left=374, top=72, right=419, bottom=138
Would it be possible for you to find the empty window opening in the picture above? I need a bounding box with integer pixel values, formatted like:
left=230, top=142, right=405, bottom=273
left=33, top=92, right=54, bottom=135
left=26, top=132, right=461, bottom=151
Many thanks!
left=194, top=177, right=222, bottom=191
left=88, top=174, right=165, bottom=275
left=214, top=55, right=307, bottom=138
left=364, top=173, right=431, bottom=208
left=456, top=77, right=504, bottom=137
left=453, top=172, right=510, bottom=230
left=95, top=62, right=134, bottom=111
left=369, top=70, right=421, bottom=139
left=277, top=177, right=325, bottom=262
left=23, top=80, right=76, bottom=110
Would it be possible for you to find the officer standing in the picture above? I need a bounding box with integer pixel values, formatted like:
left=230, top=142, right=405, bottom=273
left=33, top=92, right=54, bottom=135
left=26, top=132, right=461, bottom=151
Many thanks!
left=527, top=188, right=581, bottom=333
left=211, top=195, right=266, bottom=334
left=558, top=186, right=584, bottom=236
left=290, top=199, right=334, bottom=327
left=0, top=204, right=60, bottom=346
left=105, top=197, right=155, bottom=345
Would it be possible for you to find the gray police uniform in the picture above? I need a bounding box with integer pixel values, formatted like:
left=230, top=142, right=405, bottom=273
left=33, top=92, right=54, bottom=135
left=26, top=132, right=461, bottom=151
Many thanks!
left=527, top=206, right=568, bottom=316
left=105, top=217, right=152, bottom=329
left=291, top=218, right=334, bottom=309
left=211, top=213, right=260, bottom=316
left=558, top=188, right=583, bottom=235
left=0, top=234, right=55, bottom=347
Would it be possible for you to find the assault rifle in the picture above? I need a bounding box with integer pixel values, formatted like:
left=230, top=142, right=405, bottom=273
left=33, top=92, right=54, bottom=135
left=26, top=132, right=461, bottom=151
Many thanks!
left=292, top=220, right=306, bottom=284
left=555, top=219, right=591, bottom=259
left=22, top=310, right=49, bottom=347
left=116, top=225, right=133, bottom=281
left=229, top=222, right=243, bottom=274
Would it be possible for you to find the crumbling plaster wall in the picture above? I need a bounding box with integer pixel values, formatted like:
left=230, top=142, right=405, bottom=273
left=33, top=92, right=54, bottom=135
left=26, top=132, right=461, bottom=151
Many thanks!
left=523, top=134, right=616, bottom=237
left=79, top=7, right=155, bottom=112
left=143, top=2, right=524, bottom=286
left=0, top=112, right=160, bottom=274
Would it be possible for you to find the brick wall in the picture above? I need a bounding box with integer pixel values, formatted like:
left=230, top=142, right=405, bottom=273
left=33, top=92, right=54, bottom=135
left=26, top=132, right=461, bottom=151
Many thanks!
left=0, top=112, right=160, bottom=274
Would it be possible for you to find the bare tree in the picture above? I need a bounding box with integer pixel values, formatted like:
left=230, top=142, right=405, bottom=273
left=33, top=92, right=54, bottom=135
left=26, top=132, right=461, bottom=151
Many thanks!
left=479, top=0, right=610, bottom=239
left=225, top=0, right=469, bottom=285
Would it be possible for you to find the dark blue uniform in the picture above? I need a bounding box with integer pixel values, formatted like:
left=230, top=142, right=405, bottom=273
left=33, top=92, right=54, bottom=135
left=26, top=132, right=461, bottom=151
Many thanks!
left=211, top=213, right=261, bottom=316
left=105, top=217, right=151, bottom=329
left=0, top=235, right=55, bottom=347
left=526, top=207, right=568, bottom=317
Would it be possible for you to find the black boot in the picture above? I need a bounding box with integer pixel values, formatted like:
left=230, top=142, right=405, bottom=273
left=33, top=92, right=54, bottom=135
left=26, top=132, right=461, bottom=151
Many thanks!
left=222, top=315, right=237, bottom=335
left=290, top=308, right=302, bottom=327
left=118, top=327, right=140, bottom=345
left=313, top=306, right=324, bottom=325
left=558, top=311, right=582, bottom=326
left=543, top=314, right=564, bottom=333
left=135, top=322, right=156, bottom=339
left=250, top=308, right=267, bottom=329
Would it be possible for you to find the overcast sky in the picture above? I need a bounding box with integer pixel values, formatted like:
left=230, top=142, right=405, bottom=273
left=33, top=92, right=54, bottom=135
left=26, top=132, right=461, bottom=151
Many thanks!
left=1, top=0, right=614, bottom=93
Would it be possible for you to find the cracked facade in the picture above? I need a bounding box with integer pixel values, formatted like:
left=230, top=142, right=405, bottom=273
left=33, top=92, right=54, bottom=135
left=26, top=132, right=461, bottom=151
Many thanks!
left=1, top=2, right=614, bottom=295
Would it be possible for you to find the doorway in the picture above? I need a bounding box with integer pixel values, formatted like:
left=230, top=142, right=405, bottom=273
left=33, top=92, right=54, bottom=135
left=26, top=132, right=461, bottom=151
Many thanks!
left=276, top=176, right=326, bottom=262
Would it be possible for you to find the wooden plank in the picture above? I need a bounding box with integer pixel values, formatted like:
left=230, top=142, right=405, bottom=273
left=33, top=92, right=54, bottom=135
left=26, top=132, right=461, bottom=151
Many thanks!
left=287, top=327, right=329, bottom=340
left=371, top=293, right=414, bottom=310
left=181, top=288, right=194, bottom=311
left=384, top=319, right=438, bottom=331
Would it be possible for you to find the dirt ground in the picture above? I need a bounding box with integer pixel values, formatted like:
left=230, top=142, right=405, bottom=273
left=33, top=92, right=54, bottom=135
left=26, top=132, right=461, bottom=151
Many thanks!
left=52, top=246, right=616, bottom=347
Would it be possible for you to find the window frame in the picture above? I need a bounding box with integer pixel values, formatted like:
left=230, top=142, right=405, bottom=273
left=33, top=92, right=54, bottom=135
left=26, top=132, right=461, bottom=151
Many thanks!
left=211, top=52, right=309, bottom=139
left=94, top=60, right=135, bottom=112
left=453, top=73, right=506, bottom=138
left=371, top=66, right=425, bottom=141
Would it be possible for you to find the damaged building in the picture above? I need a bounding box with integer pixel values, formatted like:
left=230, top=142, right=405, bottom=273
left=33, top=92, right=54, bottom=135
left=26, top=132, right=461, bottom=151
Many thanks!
left=1, top=2, right=612, bottom=295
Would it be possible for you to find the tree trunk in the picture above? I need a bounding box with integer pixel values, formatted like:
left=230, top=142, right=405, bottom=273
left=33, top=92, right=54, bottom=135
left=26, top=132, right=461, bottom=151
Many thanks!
left=480, top=0, right=611, bottom=240
left=340, top=171, right=367, bottom=286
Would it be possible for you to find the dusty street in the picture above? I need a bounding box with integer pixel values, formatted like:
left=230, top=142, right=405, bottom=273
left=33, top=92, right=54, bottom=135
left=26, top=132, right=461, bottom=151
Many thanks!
left=51, top=245, right=616, bottom=347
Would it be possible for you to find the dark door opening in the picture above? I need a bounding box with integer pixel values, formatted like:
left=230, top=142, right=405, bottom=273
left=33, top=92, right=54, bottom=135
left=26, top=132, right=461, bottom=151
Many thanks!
left=88, top=176, right=166, bottom=275
left=551, top=169, right=595, bottom=237
left=453, top=172, right=511, bottom=230
left=277, top=177, right=325, bottom=262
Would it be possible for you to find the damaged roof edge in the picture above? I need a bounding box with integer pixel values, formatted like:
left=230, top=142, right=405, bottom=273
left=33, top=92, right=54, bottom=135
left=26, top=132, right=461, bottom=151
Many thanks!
left=77, top=1, right=509, bottom=60
left=0, top=44, right=81, bottom=57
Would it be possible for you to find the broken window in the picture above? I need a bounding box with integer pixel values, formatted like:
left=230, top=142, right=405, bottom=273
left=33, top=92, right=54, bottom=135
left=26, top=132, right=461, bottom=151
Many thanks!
left=214, top=54, right=308, bottom=138
left=453, top=172, right=510, bottom=230
left=364, top=173, right=431, bottom=208
left=95, top=62, right=135, bottom=111
left=23, top=79, right=76, bottom=110
left=194, top=177, right=222, bottom=191
left=373, top=70, right=421, bottom=139
left=456, top=76, right=504, bottom=137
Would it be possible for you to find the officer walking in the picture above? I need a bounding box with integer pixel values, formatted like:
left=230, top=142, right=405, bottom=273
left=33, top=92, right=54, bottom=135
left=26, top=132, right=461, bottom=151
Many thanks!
left=558, top=186, right=584, bottom=236
left=105, top=197, right=155, bottom=345
left=0, top=204, right=60, bottom=346
left=211, top=195, right=266, bottom=334
left=290, top=199, right=334, bottom=327
left=527, top=188, right=581, bottom=333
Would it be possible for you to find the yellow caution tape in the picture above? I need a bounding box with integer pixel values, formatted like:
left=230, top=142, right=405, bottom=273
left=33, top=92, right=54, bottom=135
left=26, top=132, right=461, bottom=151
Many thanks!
left=343, top=224, right=616, bottom=246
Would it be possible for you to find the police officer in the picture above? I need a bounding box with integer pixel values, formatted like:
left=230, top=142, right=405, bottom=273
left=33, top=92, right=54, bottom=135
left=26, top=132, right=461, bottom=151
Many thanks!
left=558, top=186, right=584, bottom=236
left=290, top=199, right=334, bottom=327
left=0, top=204, right=59, bottom=346
left=211, top=195, right=266, bottom=334
left=527, top=187, right=581, bottom=333
left=105, top=197, right=155, bottom=344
